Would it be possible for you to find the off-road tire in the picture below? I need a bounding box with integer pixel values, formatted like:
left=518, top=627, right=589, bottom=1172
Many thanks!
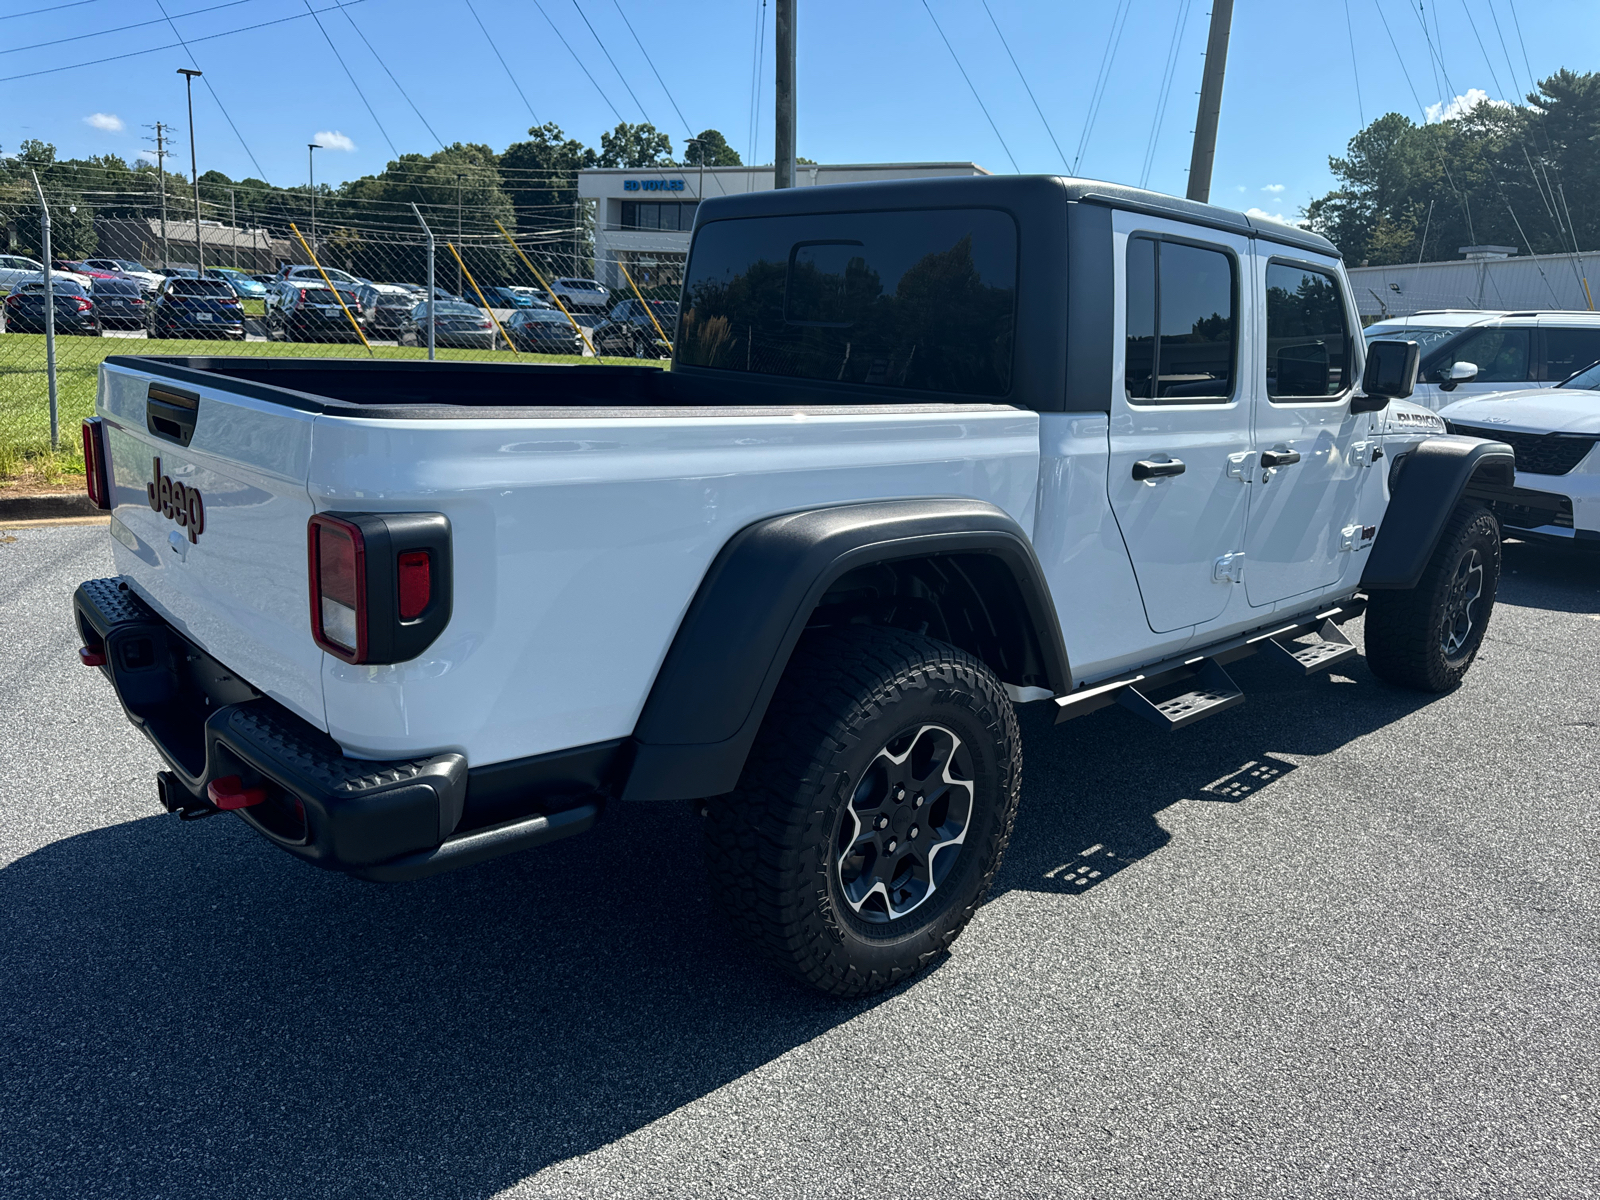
left=703, top=626, right=1022, bottom=997
left=1364, top=501, right=1500, bottom=691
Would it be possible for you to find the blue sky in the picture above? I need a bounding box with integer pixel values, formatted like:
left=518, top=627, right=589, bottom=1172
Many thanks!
left=4, top=0, right=1596, bottom=220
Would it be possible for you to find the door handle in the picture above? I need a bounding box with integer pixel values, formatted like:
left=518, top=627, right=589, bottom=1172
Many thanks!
left=1260, top=449, right=1302, bottom=468
left=1132, top=458, right=1186, bottom=481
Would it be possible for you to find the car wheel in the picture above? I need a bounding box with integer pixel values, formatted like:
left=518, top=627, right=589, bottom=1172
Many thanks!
left=1364, top=501, right=1501, bottom=692
left=632, top=333, right=650, bottom=359
left=702, top=625, right=1022, bottom=997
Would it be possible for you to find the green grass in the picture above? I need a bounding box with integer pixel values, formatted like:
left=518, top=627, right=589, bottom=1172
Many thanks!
left=0, top=333, right=632, bottom=484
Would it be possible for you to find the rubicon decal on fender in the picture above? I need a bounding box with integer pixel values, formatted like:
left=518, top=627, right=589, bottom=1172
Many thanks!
left=146, top=456, right=205, bottom=543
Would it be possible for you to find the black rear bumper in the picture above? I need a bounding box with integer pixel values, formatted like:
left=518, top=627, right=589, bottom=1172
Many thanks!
left=73, top=578, right=606, bottom=881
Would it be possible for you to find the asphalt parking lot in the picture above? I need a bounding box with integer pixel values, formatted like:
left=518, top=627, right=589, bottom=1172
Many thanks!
left=2, top=524, right=1596, bottom=1199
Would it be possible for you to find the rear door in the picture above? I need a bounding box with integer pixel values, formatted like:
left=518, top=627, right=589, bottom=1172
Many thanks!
left=98, top=362, right=325, bottom=728
left=1539, top=321, right=1600, bottom=382
left=1107, top=213, right=1253, bottom=634
left=1243, top=254, right=1368, bottom=607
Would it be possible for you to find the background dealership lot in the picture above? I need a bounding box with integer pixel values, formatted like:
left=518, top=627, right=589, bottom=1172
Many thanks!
left=3, top=524, right=1595, bottom=1198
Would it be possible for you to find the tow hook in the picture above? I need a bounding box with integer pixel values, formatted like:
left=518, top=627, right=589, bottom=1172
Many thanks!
left=206, top=775, right=268, bottom=811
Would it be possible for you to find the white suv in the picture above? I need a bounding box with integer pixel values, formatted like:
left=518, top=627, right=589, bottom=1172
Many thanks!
left=1363, top=310, right=1600, bottom=410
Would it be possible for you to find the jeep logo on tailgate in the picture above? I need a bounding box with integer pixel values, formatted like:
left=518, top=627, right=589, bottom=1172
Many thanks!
left=147, top=457, right=205, bottom=542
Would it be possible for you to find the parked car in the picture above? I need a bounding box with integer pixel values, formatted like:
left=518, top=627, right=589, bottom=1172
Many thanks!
left=80, top=257, right=166, bottom=292
left=203, top=266, right=268, bottom=299
left=0, top=254, right=47, bottom=292
left=356, top=283, right=420, bottom=339
left=71, top=175, right=1515, bottom=997
left=481, top=285, right=535, bottom=310
left=1440, top=355, right=1600, bottom=546
left=88, top=278, right=149, bottom=330
left=510, top=285, right=553, bottom=307
left=265, top=280, right=366, bottom=343
left=148, top=277, right=245, bottom=340
left=278, top=264, right=368, bottom=289
left=548, top=276, right=610, bottom=312
left=502, top=308, right=585, bottom=354
left=405, top=300, right=498, bottom=350
left=1362, top=310, right=1600, bottom=410
left=3, top=278, right=98, bottom=335
left=590, top=298, right=677, bottom=357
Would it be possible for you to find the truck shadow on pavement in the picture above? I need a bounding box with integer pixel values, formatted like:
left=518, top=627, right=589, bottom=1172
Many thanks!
left=3, top=543, right=1590, bottom=1198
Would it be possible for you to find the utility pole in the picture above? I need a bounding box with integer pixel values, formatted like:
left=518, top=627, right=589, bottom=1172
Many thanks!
left=308, top=143, right=321, bottom=260
left=774, top=0, right=796, bottom=188
left=456, top=173, right=465, bottom=294
left=1185, top=0, right=1234, bottom=204
left=178, top=68, right=203, bottom=272
left=228, top=187, right=237, bottom=268
left=149, top=122, right=170, bottom=271
left=31, top=170, right=57, bottom=449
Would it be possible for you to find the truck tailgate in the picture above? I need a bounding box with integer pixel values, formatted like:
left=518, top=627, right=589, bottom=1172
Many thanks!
left=96, top=360, right=325, bottom=729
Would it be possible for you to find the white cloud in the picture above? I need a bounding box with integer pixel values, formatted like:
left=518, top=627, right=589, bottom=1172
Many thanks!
left=1261, top=183, right=1285, bottom=194
left=1246, top=206, right=1301, bottom=226
left=312, top=130, right=356, bottom=152
left=1235, top=185, right=1247, bottom=193
left=84, top=112, right=124, bottom=133
left=1425, top=87, right=1511, bottom=123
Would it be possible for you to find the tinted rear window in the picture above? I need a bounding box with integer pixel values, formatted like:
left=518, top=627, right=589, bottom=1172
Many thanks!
left=678, top=208, right=1017, bottom=396
left=94, top=280, right=142, bottom=295
left=172, top=279, right=234, bottom=296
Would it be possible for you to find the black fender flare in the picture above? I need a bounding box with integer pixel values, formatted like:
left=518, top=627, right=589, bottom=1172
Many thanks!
left=1361, top=434, right=1515, bottom=590
left=622, top=498, right=1070, bottom=803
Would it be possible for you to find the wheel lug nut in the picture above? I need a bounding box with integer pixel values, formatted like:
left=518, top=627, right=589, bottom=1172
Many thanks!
left=886, top=839, right=897, bottom=854
left=913, top=794, right=924, bottom=808
left=876, top=815, right=889, bottom=830
left=893, top=786, right=906, bottom=802
left=909, top=826, right=919, bottom=839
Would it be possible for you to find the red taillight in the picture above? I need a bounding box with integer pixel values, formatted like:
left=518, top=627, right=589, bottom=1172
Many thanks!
left=76, top=297, right=92, bottom=311
left=308, top=514, right=367, bottom=662
left=397, top=550, right=430, bottom=619
left=81, top=417, right=110, bottom=510
left=299, top=288, right=309, bottom=301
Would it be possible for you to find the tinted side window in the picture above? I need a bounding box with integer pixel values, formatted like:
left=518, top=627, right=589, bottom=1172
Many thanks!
left=1265, top=262, right=1350, bottom=399
left=678, top=208, right=1017, bottom=397
left=1123, top=236, right=1236, bottom=403
left=1448, top=327, right=1530, bottom=383
left=1543, top=327, right=1600, bottom=380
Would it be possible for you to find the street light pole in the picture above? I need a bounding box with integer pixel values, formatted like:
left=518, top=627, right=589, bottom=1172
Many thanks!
left=455, top=173, right=464, bottom=295
left=308, top=143, right=321, bottom=260
left=228, top=187, right=237, bottom=268
left=177, top=68, right=203, bottom=273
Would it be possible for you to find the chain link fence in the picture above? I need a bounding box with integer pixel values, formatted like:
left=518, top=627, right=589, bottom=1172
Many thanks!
left=1, top=179, right=684, bottom=486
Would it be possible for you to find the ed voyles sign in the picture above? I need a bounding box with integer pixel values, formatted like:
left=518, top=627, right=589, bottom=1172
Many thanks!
left=147, top=457, right=206, bottom=543
left=623, top=179, right=685, bottom=192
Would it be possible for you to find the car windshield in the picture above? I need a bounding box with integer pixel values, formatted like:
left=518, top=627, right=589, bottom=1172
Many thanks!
left=1559, top=360, right=1600, bottom=390
left=520, top=311, right=569, bottom=324
left=1362, top=325, right=1462, bottom=354
left=171, top=279, right=234, bottom=296
left=18, top=279, right=87, bottom=296
left=116, top=260, right=146, bottom=271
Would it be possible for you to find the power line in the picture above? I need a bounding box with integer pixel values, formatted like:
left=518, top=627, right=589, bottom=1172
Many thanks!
left=532, top=0, right=624, bottom=123
left=0, top=0, right=367, bottom=85
left=747, top=0, right=766, bottom=165
left=920, top=0, right=1019, bottom=173
left=980, top=0, right=1069, bottom=172
left=0, top=0, right=254, bottom=58
left=1140, top=0, right=1194, bottom=189
left=1343, top=0, right=1365, bottom=127
left=341, top=8, right=446, bottom=150
left=301, top=0, right=400, bottom=159
left=462, top=0, right=540, bottom=125
left=1074, top=0, right=1133, bottom=174
left=570, top=0, right=653, bottom=126
left=0, top=0, right=108, bottom=20
left=1506, top=0, right=1537, bottom=94
left=612, top=0, right=693, bottom=138
left=153, top=0, right=271, bottom=183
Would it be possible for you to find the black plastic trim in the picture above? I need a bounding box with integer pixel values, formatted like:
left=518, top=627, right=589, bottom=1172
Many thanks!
left=1361, top=435, right=1515, bottom=590
left=623, top=499, right=1070, bottom=803
left=1065, top=201, right=1114, bottom=412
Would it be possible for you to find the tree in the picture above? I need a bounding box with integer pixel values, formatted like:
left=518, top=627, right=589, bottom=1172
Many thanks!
left=599, top=122, right=673, bottom=168
left=684, top=129, right=741, bottom=166
left=499, top=123, right=598, bottom=223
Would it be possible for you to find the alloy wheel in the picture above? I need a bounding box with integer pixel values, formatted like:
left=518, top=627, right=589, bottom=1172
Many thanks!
left=834, top=723, right=975, bottom=923
left=1440, top=547, right=1484, bottom=659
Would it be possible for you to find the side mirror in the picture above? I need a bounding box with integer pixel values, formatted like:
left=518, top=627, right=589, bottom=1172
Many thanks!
left=1356, top=338, right=1419, bottom=409
left=1437, top=360, right=1479, bottom=392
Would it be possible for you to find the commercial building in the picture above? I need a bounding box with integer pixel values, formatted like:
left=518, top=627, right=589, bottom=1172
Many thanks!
left=1348, top=245, right=1600, bottom=320
left=578, top=162, right=990, bottom=290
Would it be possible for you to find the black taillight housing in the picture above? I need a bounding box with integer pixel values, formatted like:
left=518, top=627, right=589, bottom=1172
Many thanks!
left=308, top=512, right=452, bottom=664
left=81, top=417, right=111, bottom=510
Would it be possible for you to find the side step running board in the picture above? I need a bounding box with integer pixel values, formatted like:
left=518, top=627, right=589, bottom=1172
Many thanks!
left=1055, top=599, right=1365, bottom=731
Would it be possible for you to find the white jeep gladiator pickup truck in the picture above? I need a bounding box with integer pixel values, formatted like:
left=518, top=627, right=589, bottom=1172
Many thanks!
left=74, top=176, right=1515, bottom=996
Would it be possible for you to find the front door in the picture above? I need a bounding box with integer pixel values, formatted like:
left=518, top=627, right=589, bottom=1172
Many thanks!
left=1107, top=219, right=1253, bottom=635
left=1243, top=255, right=1368, bottom=607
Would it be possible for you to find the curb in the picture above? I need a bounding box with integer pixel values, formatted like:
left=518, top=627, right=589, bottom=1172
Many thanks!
left=0, top=492, right=101, bottom=521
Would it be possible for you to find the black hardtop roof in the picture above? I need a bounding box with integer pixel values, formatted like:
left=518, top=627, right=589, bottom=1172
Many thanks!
left=692, top=173, right=1338, bottom=260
